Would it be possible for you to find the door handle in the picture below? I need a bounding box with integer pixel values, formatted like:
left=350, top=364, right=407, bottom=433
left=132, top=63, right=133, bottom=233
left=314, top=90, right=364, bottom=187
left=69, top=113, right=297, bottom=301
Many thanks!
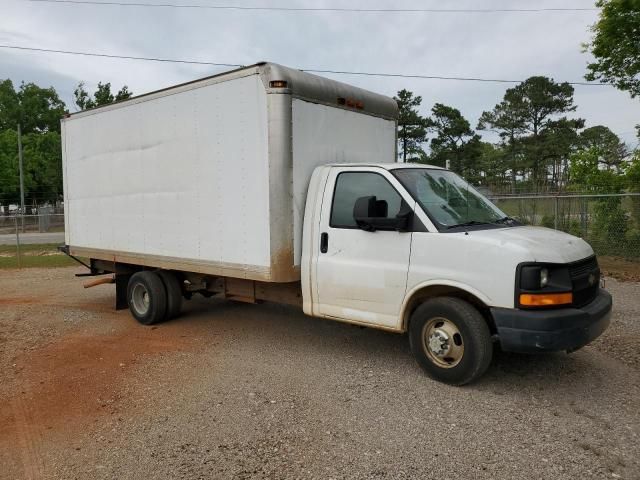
left=320, top=232, right=329, bottom=253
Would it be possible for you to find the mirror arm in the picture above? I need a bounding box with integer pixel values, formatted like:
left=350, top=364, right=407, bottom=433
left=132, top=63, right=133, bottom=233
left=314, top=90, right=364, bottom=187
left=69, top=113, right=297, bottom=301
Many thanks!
left=356, top=219, right=377, bottom=232
left=395, top=206, right=414, bottom=232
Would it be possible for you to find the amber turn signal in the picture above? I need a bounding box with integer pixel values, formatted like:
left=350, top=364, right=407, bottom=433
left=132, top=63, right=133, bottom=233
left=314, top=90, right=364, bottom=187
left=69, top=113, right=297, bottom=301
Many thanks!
left=269, top=80, right=288, bottom=88
left=519, top=292, right=573, bottom=306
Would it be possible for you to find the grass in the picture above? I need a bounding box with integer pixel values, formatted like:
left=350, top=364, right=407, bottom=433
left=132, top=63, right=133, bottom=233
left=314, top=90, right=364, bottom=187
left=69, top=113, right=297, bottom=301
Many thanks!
left=0, top=243, right=84, bottom=269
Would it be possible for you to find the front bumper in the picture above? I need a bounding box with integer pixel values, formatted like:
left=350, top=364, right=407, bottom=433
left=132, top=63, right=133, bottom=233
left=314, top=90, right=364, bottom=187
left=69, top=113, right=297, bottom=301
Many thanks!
left=491, top=289, right=612, bottom=353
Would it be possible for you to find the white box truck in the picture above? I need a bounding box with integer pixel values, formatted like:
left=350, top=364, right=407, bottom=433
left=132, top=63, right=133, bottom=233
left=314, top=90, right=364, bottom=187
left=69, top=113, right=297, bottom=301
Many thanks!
left=61, top=62, right=611, bottom=384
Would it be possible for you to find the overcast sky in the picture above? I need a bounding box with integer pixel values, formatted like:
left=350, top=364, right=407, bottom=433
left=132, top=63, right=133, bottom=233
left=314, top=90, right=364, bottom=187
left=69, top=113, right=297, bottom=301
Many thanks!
left=2, top=0, right=639, bottom=147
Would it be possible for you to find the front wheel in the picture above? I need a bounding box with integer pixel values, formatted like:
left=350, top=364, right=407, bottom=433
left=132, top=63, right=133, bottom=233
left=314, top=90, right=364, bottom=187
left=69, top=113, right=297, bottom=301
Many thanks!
left=409, top=297, right=492, bottom=385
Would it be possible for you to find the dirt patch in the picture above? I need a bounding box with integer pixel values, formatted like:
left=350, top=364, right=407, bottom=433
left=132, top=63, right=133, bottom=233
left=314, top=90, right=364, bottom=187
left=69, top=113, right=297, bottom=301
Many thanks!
left=0, top=322, right=196, bottom=478
left=599, top=256, right=640, bottom=282
left=2, top=327, right=190, bottom=430
left=0, top=297, right=51, bottom=306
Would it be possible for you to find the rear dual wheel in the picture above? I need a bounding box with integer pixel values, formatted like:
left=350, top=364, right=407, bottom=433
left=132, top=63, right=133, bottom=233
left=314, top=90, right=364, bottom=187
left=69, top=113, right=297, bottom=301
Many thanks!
left=157, top=270, right=183, bottom=320
left=127, top=270, right=182, bottom=325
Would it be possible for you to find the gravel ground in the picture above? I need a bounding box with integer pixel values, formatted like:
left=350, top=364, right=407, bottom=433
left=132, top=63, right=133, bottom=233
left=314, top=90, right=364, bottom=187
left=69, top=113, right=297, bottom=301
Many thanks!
left=0, top=267, right=639, bottom=480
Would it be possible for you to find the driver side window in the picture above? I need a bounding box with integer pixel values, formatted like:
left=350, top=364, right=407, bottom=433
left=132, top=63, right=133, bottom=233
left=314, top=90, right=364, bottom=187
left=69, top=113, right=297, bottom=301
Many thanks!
left=330, top=172, right=402, bottom=228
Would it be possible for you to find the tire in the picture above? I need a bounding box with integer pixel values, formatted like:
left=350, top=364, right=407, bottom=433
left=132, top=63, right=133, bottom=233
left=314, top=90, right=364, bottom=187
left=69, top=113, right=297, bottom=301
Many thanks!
left=157, top=270, right=183, bottom=321
left=127, top=271, right=168, bottom=325
left=408, top=297, right=492, bottom=386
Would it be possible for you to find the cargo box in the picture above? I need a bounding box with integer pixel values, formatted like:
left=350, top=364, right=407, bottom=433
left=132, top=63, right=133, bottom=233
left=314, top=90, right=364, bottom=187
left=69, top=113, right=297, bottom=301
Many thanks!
left=62, top=62, right=397, bottom=281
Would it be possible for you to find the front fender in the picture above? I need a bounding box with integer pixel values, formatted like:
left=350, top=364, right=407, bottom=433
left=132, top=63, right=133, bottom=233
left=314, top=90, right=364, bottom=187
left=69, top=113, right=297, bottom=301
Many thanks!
left=398, top=279, right=493, bottom=331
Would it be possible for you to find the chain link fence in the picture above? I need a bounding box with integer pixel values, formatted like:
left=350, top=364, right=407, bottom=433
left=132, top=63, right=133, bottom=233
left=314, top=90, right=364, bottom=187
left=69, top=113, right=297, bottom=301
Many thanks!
left=1, top=194, right=639, bottom=267
left=490, top=193, right=640, bottom=260
left=0, top=213, right=66, bottom=268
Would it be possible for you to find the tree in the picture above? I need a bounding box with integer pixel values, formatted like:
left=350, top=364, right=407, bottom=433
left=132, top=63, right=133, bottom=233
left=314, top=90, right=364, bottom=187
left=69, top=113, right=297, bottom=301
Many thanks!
left=73, top=82, right=91, bottom=111
left=569, top=147, right=628, bottom=254
left=479, top=76, right=582, bottom=191
left=115, top=85, right=132, bottom=102
left=425, top=103, right=481, bottom=178
left=476, top=142, right=511, bottom=191
left=537, top=117, right=585, bottom=190
left=579, top=125, right=628, bottom=171
left=509, top=77, right=578, bottom=188
left=74, top=81, right=133, bottom=110
left=625, top=150, right=640, bottom=230
left=0, top=78, right=67, bottom=206
left=394, top=89, right=427, bottom=162
left=22, top=131, right=63, bottom=204
left=584, top=0, right=640, bottom=98
left=0, top=129, right=20, bottom=203
left=0, top=129, right=62, bottom=205
left=0, top=79, right=66, bottom=133
left=0, top=80, right=20, bottom=132
left=478, top=93, right=527, bottom=193
left=626, top=150, right=640, bottom=192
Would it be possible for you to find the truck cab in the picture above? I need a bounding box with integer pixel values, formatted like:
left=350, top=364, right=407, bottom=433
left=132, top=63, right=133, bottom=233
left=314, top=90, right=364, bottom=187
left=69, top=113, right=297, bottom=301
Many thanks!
left=302, top=163, right=612, bottom=384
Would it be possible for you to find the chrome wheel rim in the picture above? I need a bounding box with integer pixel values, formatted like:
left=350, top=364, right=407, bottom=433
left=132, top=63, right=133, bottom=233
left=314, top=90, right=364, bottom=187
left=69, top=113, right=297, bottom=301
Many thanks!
left=422, top=317, right=464, bottom=368
left=131, top=283, right=150, bottom=316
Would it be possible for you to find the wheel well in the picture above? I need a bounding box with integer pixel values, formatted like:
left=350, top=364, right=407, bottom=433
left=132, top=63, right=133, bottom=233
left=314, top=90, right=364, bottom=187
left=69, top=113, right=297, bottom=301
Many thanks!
left=402, top=285, right=496, bottom=335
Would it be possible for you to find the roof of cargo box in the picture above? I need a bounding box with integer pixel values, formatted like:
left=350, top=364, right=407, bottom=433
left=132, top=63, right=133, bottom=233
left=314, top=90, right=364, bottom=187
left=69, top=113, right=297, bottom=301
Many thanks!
left=258, top=63, right=398, bottom=120
left=323, top=163, right=445, bottom=170
left=62, top=62, right=398, bottom=121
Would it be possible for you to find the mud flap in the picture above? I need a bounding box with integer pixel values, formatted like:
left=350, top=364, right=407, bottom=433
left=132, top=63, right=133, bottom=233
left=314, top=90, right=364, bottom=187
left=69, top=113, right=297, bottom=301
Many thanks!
left=115, top=273, right=131, bottom=310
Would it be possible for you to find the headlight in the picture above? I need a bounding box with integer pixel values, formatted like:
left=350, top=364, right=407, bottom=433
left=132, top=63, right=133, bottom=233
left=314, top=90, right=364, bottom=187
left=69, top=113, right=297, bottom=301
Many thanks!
left=517, top=264, right=572, bottom=308
left=540, top=268, right=549, bottom=288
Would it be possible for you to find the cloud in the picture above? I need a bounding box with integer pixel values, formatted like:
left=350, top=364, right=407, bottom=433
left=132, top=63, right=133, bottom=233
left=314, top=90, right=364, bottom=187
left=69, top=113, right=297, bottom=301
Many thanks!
left=2, top=0, right=639, bottom=145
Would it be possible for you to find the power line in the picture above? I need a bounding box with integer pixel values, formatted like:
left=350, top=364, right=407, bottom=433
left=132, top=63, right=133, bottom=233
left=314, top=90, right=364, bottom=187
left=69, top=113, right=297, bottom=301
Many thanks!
left=0, top=44, right=611, bottom=87
left=0, top=44, right=241, bottom=68
left=24, top=0, right=598, bottom=13
left=302, top=68, right=591, bottom=85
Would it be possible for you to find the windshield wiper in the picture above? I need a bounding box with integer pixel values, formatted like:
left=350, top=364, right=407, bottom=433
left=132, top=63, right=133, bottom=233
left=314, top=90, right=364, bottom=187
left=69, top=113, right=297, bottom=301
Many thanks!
left=493, top=216, right=517, bottom=225
left=446, top=220, right=492, bottom=230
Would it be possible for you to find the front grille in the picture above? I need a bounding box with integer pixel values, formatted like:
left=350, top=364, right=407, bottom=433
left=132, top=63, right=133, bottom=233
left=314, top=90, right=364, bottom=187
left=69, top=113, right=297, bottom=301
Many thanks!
left=569, top=256, right=598, bottom=278
left=569, top=256, right=599, bottom=307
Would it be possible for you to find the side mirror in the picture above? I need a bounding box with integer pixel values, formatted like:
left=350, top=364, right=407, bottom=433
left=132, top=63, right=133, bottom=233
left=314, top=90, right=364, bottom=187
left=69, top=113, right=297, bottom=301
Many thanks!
left=353, top=196, right=413, bottom=232
left=395, top=202, right=414, bottom=232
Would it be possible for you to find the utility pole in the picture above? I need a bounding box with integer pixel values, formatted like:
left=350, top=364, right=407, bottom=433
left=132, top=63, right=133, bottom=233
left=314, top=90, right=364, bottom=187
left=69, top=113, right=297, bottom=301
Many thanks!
left=18, top=123, right=25, bottom=213
left=18, top=123, right=25, bottom=231
left=402, top=135, right=407, bottom=163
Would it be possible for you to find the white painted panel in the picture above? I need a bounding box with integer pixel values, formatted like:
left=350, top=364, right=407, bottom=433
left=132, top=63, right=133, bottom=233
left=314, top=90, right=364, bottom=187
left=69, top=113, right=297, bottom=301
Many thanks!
left=291, top=99, right=396, bottom=264
left=63, top=75, right=271, bottom=268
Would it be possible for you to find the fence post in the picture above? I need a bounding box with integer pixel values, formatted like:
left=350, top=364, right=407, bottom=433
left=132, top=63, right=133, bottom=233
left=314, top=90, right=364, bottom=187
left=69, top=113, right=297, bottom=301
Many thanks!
left=581, top=197, right=587, bottom=237
left=554, top=196, right=559, bottom=230
left=15, top=216, right=22, bottom=268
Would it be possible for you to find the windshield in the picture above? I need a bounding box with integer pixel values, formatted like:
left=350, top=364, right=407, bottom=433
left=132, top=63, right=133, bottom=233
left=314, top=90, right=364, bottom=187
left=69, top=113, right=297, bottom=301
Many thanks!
left=392, top=168, right=507, bottom=229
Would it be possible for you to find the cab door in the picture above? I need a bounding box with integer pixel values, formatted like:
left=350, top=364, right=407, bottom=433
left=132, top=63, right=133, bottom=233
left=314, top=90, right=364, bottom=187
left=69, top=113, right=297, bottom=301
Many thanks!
left=315, top=168, right=413, bottom=328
